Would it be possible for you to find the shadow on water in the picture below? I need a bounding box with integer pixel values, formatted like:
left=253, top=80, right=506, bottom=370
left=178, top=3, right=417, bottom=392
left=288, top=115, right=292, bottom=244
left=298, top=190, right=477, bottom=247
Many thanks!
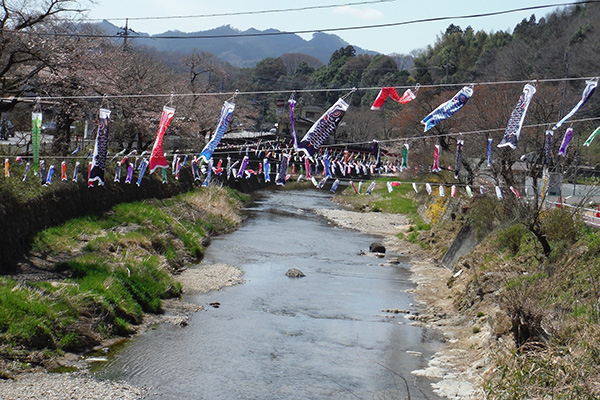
left=93, top=189, right=443, bottom=400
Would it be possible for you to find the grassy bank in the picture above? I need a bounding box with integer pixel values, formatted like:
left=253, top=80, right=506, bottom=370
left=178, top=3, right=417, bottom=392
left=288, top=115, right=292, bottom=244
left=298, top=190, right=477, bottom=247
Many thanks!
left=0, top=159, right=202, bottom=268
left=0, top=185, right=248, bottom=376
left=336, top=178, right=600, bottom=399
left=335, top=178, right=431, bottom=241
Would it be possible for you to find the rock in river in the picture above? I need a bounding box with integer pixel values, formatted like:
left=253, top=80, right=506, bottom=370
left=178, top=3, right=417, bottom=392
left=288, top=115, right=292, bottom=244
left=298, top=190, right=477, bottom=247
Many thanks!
left=286, top=268, right=305, bottom=278
left=369, top=242, right=386, bottom=254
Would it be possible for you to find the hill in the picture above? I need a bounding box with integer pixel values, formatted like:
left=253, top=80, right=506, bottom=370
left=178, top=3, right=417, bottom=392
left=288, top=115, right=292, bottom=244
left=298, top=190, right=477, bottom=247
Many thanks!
left=96, top=21, right=378, bottom=67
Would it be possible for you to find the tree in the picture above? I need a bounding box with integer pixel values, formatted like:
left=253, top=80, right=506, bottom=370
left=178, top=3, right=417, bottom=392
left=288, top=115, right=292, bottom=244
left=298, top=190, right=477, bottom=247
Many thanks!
left=186, top=51, right=226, bottom=92
left=279, top=53, right=322, bottom=76
left=33, top=23, right=106, bottom=154
left=251, top=57, right=286, bottom=90
left=0, top=0, right=87, bottom=113
left=94, top=45, right=179, bottom=151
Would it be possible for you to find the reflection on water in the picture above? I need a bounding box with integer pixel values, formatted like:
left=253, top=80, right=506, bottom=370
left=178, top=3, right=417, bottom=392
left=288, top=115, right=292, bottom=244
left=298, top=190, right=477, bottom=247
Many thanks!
left=94, top=189, right=442, bottom=400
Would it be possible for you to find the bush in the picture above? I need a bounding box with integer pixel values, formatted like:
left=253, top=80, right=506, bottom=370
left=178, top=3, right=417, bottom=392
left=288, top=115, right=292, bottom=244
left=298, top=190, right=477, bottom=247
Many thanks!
left=540, top=208, right=580, bottom=244
left=467, top=196, right=506, bottom=240
left=497, top=224, right=529, bottom=255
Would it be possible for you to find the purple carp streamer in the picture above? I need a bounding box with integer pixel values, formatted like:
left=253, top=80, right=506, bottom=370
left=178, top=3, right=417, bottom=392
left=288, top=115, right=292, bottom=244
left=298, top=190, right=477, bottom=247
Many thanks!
left=317, top=176, right=329, bottom=189
left=40, top=161, right=47, bottom=186
left=23, top=162, right=30, bottom=182
left=237, top=155, right=249, bottom=178
left=545, top=130, right=553, bottom=165
left=289, top=98, right=298, bottom=149
left=553, top=78, right=597, bottom=130
left=276, top=154, right=290, bottom=186
left=421, top=86, right=473, bottom=132
left=558, top=127, right=573, bottom=156
left=125, top=163, right=133, bottom=184
left=498, top=82, right=536, bottom=149
left=297, top=98, right=349, bottom=159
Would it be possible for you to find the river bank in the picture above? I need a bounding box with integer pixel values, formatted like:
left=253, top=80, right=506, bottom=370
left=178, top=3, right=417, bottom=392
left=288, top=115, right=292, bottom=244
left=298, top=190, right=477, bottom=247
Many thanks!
left=2, top=188, right=485, bottom=399
left=0, top=262, right=244, bottom=400
left=0, top=184, right=249, bottom=399
left=314, top=207, right=488, bottom=399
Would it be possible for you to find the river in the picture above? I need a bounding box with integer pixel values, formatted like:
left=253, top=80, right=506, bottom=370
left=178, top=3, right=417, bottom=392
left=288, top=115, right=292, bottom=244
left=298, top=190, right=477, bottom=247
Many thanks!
left=94, top=189, right=442, bottom=400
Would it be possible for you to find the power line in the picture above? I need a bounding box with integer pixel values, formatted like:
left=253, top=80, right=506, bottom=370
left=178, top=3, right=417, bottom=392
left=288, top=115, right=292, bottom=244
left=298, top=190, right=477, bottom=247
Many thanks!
left=84, top=0, right=396, bottom=22
left=7, top=1, right=600, bottom=41
left=4, top=75, right=595, bottom=102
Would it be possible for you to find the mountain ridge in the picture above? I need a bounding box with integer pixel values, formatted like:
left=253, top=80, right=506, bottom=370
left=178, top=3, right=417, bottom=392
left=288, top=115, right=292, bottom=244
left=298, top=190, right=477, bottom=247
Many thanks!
left=97, top=21, right=378, bottom=67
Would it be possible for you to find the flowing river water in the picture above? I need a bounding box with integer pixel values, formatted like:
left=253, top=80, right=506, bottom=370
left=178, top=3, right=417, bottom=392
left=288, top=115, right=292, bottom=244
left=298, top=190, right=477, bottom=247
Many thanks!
left=94, top=189, right=443, bottom=399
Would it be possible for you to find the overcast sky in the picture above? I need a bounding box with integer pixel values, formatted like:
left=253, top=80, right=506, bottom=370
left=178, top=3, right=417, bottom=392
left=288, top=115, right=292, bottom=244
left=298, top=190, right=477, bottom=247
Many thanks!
left=85, top=0, right=569, bottom=55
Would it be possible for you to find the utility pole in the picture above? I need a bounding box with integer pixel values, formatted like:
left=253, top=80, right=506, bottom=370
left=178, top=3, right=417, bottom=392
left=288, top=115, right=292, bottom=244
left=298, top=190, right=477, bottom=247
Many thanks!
left=123, top=18, right=129, bottom=49
left=117, top=18, right=131, bottom=50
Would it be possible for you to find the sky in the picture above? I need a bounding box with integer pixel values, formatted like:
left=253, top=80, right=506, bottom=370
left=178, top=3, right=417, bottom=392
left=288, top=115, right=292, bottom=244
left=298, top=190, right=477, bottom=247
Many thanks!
left=85, top=0, right=570, bottom=55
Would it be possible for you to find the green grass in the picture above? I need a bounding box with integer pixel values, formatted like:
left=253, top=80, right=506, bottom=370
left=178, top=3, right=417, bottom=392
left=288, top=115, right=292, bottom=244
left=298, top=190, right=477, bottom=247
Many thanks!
left=0, top=278, right=78, bottom=350
left=340, top=178, right=430, bottom=234
left=371, top=178, right=431, bottom=233
left=0, top=185, right=246, bottom=359
left=0, top=257, right=181, bottom=353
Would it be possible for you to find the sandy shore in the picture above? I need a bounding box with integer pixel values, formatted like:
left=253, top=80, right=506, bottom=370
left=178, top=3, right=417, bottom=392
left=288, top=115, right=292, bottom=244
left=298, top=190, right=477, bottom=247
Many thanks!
left=314, top=208, right=486, bottom=399
left=0, top=262, right=243, bottom=400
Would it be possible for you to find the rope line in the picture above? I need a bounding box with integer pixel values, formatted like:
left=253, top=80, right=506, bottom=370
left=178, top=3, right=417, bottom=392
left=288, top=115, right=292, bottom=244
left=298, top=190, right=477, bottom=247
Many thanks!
left=3, top=76, right=596, bottom=102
